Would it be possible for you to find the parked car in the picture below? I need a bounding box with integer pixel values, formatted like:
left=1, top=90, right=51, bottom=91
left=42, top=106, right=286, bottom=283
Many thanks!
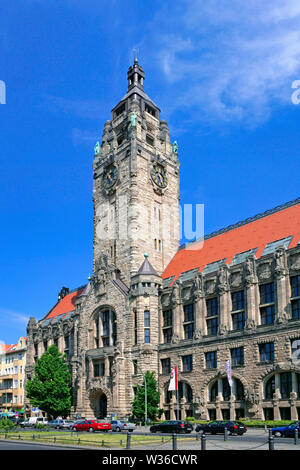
left=196, top=420, right=247, bottom=436
left=61, top=420, right=75, bottom=430
left=150, top=420, right=193, bottom=434
left=272, top=421, right=300, bottom=438
left=20, top=417, right=48, bottom=428
left=71, top=419, right=111, bottom=432
left=48, top=419, right=74, bottom=430
left=110, top=420, right=136, bottom=432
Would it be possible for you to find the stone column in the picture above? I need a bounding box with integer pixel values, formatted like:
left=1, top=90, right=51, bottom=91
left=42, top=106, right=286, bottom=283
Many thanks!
left=274, top=248, right=289, bottom=323
left=244, top=256, right=259, bottom=327
left=217, top=266, right=230, bottom=334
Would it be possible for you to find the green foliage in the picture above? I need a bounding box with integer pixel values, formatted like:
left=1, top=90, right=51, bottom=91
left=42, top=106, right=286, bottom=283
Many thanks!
left=131, top=371, right=163, bottom=423
left=0, top=418, right=17, bottom=432
left=34, top=422, right=48, bottom=430
left=26, top=344, right=72, bottom=419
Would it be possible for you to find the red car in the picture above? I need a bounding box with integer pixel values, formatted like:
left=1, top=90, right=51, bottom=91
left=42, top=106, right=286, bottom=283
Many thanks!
left=72, top=419, right=111, bottom=432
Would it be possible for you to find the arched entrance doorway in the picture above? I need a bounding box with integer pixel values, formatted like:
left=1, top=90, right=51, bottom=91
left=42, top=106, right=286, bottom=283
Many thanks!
left=90, top=390, right=108, bottom=419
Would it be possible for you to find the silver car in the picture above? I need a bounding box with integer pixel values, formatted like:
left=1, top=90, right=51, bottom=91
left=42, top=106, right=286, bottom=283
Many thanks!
left=110, top=420, right=136, bottom=432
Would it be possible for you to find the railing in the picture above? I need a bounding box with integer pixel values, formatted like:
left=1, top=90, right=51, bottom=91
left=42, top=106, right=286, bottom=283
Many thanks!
left=0, top=428, right=299, bottom=450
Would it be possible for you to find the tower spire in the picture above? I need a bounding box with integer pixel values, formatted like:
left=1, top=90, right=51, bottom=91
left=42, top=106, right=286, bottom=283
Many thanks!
left=127, top=57, right=145, bottom=92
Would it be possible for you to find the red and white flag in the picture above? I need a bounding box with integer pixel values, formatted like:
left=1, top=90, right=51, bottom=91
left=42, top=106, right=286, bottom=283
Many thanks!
left=225, top=359, right=233, bottom=387
left=168, top=366, right=178, bottom=391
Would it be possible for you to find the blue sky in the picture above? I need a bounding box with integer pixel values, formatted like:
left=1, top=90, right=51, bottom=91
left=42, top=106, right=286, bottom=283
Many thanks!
left=1, top=0, right=300, bottom=344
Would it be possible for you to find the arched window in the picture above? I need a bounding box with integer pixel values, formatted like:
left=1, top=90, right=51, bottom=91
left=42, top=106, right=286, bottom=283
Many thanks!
left=178, top=382, right=193, bottom=403
left=265, top=376, right=275, bottom=400
left=94, top=308, right=117, bottom=348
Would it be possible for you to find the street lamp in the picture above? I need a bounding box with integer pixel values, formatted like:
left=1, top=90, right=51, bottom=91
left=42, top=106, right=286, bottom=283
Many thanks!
left=117, top=357, right=147, bottom=425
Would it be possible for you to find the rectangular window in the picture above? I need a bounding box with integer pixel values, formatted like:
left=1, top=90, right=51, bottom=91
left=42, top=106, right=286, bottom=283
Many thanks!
left=182, top=355, right=193, bottom=372
left=94, top=362, right=105, bottom=377
left=184, top=323, right=194, bottom=339
left=163, top=310, right=173, bottom=327
left=206, top=298, right=218, bottom=335
left=280, top=372, right=292, bottom=399
left=183, top=304, right=194, bottom=340
left=260, top=282, right=275, bottom=304
left=232, top=291, right=245, bottom=311
left=260, top=305, right=275, bottom=325
left=291, top=299, right=300, bottom=319
left=133, top=360, right=138, bottom=375
left=144, top=310, right=150, bottom=327
left=184, top=304, right=194, bottom=322
left=259, top=342, right=274, bottom=362
left=231, top=347, right=244, bottom=367
left=134, top=310, right=138, bottom=345
left=161, top=358, right=171, bottom=375
left=163, top=329, right=173, bottom=344
left=162, top=309, right=173, bottom=344
left=206, top=298, right=218, bottom=317
left=291, top=275, right=300, bottom=298
left=205, top=351, right=217, bottom=369
left=232, top=311, right=245, bottom=330
left=260, top=283, right=275, bottom=325
left=206, top=317, right=218, bottom=336
left=144, top=329, right=150, bottom=344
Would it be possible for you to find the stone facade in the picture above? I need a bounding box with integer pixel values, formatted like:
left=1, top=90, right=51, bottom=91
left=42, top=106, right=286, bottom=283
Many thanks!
left=24, top=60, right=300, bottom=421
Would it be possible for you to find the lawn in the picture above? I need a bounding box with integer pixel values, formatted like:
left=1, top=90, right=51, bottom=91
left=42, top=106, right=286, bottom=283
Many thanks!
left=0, top=429, right=182, bottom=448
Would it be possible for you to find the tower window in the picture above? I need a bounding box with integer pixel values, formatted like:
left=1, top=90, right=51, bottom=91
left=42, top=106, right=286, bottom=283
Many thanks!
left=115, top=103, right=125, bottom=117
left=146, top=134, right=154, bottom=146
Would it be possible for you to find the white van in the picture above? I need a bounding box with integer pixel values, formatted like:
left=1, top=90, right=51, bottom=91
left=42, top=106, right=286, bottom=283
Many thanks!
left=20, top=417, right=48, bottom=427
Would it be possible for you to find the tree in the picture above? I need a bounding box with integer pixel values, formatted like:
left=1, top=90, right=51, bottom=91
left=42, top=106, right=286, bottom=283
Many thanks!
left=131, top=371, right=163, bottom=423
left=26, top=344, right=72, bottom=419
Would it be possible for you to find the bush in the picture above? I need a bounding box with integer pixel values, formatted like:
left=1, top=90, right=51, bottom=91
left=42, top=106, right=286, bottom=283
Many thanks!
left=0, top=418, right=17, bottom=432
left=34, top=422, right=48, bottom=430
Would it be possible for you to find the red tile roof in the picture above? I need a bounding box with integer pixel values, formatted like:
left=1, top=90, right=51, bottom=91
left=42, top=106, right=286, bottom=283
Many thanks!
left=43, top=288, right=84, bottom=322
left=163, top=199, right=300, bottom=282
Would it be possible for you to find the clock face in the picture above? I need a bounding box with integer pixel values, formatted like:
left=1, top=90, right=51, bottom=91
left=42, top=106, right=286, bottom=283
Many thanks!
left=150, top=166, right=168, bottom=189
left=102, top=166, right=118, bottom=190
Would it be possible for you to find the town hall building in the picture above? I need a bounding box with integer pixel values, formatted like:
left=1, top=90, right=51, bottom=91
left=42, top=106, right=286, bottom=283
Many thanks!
left=25, top=60, right=300, bottom=422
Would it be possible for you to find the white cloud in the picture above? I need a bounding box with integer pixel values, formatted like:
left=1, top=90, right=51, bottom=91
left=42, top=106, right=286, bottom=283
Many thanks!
left=0, top=307, right=29, bottom=326
left=149, top=0, right=300, bottom=125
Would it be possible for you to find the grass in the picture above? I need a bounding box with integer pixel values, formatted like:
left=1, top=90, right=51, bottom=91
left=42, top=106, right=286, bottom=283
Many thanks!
left=0, top=430, right=190, bottom=448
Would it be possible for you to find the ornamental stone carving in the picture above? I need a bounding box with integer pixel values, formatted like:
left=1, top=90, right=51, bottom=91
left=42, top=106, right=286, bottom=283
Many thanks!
left=193, top=329, right=202, bottom=340
left=244, top=255, right=257, bottom=286
left=229, top=271, right=243, bottom=288
left=274, top=247, right=287, bottom=279
left=171, top=334, right=180, bottom=344
left=245, top=319, right=257, bottom=331
left=193, top=272, right=203, bottom=299
left=218, top=266, right=229, bottom=293
left=171, top=280, right=181, bottom=306
left=276, top=310, right=290, bottom=324
left=257, top=262, right=272, bottom=281
left=204, top=278, right=217, bottom=295
left=288, top=252, right=300, bottom=272
left=218, top=324, right=228, bottom=335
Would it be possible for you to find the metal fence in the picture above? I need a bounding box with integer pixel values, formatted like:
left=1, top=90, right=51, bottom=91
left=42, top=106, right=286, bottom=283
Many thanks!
left=0, top=428, right=299, bottom=451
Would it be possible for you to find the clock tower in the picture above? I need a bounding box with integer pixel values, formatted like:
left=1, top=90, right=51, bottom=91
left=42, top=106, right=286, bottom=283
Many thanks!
left=93, top=59, right=180, bottom=284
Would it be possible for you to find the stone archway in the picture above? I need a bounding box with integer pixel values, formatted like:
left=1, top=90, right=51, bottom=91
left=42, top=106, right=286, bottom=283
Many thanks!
left=90, top=390, right=109, bottom=419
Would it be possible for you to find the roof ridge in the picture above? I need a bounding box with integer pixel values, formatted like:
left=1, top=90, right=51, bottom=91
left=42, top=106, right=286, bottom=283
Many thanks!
left=179, top=197, right=300, bottom=251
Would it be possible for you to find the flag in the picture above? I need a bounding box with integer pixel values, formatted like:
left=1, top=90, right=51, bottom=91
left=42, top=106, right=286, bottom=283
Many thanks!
left=225, top=359, right=233, bottom=387
left=168, top=366, right=178, bottom=391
